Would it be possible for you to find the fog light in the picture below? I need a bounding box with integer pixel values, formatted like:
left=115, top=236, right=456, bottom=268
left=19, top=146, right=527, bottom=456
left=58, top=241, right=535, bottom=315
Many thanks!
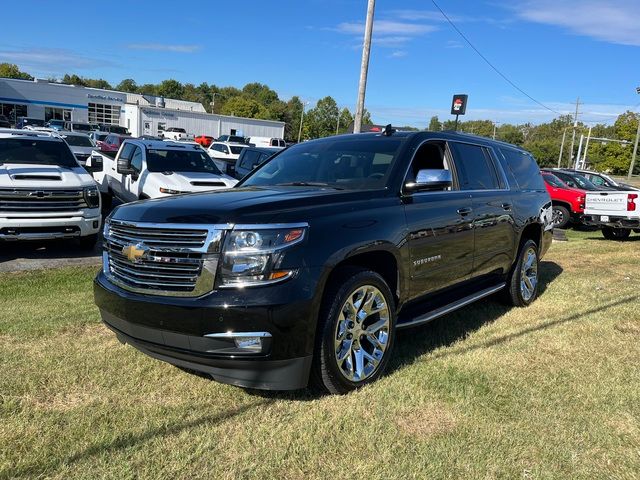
left=234, top=336, right=262, bottom=352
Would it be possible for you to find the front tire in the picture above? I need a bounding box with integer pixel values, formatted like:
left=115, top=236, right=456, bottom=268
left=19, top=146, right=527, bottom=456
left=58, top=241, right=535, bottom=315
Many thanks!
left=552, top=205, right=570, bottom=229
left=602, top=227, right=631, bottom=240
left=505, top=239, right=540, bottom=307
left=312, top=267, right=396, bottom=394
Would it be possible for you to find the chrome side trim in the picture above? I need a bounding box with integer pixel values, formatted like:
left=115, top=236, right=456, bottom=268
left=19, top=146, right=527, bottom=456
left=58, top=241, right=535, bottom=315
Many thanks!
left=232, top=222, right=309, bottom=230
left=397, top=283, right=506, bottom=330
left=203, top=332, right=272, bottom=338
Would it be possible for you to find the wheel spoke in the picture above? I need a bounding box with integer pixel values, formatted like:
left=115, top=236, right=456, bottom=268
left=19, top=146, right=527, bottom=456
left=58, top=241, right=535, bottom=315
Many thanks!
left=365, top=317, right=388, bottom=335
left=366, top=332, right=384, bottom=350
left=353, top=348, right=365, bottom=380
left=336, top=339, right=353, bottom=362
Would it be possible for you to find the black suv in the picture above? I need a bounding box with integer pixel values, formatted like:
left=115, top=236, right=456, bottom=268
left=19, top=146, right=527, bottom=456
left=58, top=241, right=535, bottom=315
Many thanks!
left=94, top=131, right=553, bottom=393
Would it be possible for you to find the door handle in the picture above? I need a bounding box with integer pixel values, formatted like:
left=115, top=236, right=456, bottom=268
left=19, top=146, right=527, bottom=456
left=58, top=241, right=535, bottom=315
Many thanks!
left=456, top=207, right=472, bottom=216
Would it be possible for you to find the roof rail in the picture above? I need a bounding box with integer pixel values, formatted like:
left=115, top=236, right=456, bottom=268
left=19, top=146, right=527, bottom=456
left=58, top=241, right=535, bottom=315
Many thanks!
left=0, top=128, right=57, bottom=138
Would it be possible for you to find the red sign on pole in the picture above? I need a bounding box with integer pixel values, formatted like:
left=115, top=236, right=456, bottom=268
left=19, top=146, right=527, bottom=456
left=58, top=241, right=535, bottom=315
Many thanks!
left=451, top=94, right=468, bottom=115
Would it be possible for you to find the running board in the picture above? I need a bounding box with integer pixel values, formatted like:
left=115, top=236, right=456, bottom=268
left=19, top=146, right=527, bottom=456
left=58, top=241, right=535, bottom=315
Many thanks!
left=397, top=283, right=506, bottom=330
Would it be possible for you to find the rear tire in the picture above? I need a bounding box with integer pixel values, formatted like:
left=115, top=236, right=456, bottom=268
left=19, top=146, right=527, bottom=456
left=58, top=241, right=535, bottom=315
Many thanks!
left=602, top=227, right=631, bottom=240
left=312, top=266, right=396, bottom=394
left=504, top=239, right=540, bottom=307
left=552, top=205, right=570, bottom=229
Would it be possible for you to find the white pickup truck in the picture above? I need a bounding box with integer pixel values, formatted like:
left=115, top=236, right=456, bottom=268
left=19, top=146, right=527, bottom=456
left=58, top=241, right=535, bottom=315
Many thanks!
left=161, top=127, right=194, bottom=141
left=0, top=129, right=101, bottom=247
left=88, top=139, right=237, bottom=206
left=583, top=190, right=639, bottom=240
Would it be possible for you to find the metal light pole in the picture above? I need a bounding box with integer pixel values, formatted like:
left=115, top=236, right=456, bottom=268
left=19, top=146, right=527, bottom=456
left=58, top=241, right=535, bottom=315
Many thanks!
left=297, top=101, right=309, bottom=143
left=353, top=0, right=375, bottom=134
left=575, top=134, right=584, bottom=169
left=581, top=125, right=592, bottom=168
left=492, top=121, right=500, bottom=140
left=558, top=127, right=567, bottom=168
left=568, top=97, right=581, bottom=168
left=336, top=110, right=340, bottom=135
left=628, top=117, right=640, bottom=179
left=628, top=87, right=640, bottom=179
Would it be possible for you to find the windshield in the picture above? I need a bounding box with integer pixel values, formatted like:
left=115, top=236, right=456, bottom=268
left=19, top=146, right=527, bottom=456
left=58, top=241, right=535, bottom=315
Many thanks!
left=241, top=137, right=403, bottom=190
left=543, top=173, right=565, bottom=188
left=72, top=123, right=92, bottom=132
left=64, top=135, right=94, bottom=147
left=147, top=149, right=223, bottom=174
left=21, top=118, right=45, bottom=126
left=48, top=120, right=64, bottom=126
left=555, top=171, right=599, bottom=190
left=228, top=135, right=246, bottom=143
left=0, top=138, right=79, bottom=167
left=230, top=146, right=244, bottom=155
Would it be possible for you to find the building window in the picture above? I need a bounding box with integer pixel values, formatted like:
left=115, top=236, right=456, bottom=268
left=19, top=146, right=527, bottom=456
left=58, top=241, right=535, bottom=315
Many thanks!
left=44, top=107, right=72, bottom=122
left=0, top=103, right=28, bottom=124
left=88, top=103, right=121, bottom=125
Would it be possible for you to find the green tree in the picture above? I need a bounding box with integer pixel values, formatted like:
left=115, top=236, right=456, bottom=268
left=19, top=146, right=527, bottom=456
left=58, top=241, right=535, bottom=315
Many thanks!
left=428, top=115, right=442, bottom=131
left=116, top=78, right=138, bottom=92
left=62, top=74, right=87, bottom=86
left=157, top=79, right=184, bottom=99
left=0, top=63, right=33, bottom=80
left=84, top=78, right=112, bottom=90
left=305, top=96, right=340, bottom=139
left=220, top=96, right=269, bottom=118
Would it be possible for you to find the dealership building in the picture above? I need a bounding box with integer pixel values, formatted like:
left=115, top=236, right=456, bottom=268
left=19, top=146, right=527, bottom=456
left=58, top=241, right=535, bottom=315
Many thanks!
left=0, top=78, right=285, bottom=138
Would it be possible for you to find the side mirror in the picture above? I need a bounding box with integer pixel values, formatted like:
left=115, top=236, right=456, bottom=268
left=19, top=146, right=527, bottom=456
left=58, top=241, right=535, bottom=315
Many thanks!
left=85, top=153, right=103, bottom=173
left=117, top=156, right=134, bottom=175
left=406, top=169, right=453, bottom=192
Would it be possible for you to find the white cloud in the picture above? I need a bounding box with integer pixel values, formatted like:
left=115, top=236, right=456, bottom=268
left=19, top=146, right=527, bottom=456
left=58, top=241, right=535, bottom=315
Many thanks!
left=126, top=43, right=201, bottom=53
left=445, top=40, right=464, bottom=49
left=389, top=51, right=408, bottom=58
left=512, top=0, right=640, bottom=47
left=336, top=20, right=436, bottom=36
left=0, top=48, right=114, bottom=76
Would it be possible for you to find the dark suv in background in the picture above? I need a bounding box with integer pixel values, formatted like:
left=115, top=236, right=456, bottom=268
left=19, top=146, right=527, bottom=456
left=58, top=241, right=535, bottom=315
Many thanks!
left=95, top=130, right=553, bottom=393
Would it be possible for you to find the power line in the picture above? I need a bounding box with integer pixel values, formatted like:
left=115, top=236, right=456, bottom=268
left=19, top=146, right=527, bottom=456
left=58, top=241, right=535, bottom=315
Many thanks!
left=430, top=0, right=563, bottom=116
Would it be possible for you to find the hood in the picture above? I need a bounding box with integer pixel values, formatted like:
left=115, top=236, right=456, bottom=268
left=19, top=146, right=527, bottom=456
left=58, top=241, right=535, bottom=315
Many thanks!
left=0, top=163, right=96, bottom=189
left=147, top=171, right=237, bottom=192
left=110, top=186, right=388, bottom=225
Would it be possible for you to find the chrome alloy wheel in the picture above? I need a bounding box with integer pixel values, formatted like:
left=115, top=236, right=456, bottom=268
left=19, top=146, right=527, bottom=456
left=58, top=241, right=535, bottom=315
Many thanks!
left=334, top=285, right=390, bottom=382
left=520, top=247, right=538, bottom=301
left=552, top=208, right=564, bottom=227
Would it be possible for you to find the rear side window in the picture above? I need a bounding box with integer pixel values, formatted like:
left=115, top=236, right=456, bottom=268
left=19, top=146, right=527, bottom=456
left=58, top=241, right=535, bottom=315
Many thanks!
left=449, top=142, right=499, bottom=190
left=119, top=143, right=136, bottom=160
left=239, top=150, right=260, bottom=169
left=499, top=148, right=545, bottom=190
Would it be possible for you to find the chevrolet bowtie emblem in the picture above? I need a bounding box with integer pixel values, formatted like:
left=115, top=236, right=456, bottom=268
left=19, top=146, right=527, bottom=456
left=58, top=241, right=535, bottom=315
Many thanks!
left=122, top=243, right=148, bottom=263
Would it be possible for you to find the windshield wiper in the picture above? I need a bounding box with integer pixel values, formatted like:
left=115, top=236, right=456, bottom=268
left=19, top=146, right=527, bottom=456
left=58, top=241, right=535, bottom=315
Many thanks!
left=276, top=181, right=344, bottom=190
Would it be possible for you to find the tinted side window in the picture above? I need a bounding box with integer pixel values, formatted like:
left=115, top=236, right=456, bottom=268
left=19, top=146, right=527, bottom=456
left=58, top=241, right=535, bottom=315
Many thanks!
left=449, top=142, right=499, bottom=190
left=130, top=147, right=143, bottom=171
left=240, top=150, right=259, bottom=169
left=119, top=143, right=135, bottom=160
left=499, top=148, right=545, bottom=190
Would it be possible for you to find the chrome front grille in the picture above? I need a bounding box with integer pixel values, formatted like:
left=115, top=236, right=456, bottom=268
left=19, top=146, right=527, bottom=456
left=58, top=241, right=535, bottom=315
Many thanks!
left=103, top=219, right=226, bottom=297
left=0, top=189, right=88, bottom=213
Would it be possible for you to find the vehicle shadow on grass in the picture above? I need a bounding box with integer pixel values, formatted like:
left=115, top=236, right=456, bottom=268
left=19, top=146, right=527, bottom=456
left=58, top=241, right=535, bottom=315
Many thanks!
left=388, top=262, right=637, bottom=374
left=386, top=260, right=563, bottom=374
left=5, top=399, right=274, bottom=479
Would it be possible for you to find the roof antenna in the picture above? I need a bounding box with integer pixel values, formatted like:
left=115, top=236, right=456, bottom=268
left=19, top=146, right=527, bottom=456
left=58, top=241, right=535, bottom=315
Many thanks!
left=383, top=124, right=395, bottom=136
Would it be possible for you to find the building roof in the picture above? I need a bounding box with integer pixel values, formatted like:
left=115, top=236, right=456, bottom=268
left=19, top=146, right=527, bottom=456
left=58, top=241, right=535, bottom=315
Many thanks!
left=125, top=93, right=206, bottom=113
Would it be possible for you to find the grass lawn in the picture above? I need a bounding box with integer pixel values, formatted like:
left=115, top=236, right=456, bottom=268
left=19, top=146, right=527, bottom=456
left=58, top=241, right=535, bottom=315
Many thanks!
left=1, top=230, right=639, bottom=479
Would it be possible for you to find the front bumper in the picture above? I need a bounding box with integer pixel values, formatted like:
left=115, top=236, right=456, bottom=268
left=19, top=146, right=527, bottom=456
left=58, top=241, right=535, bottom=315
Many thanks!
left=0, top=211, right=101, bottom=240
left=582, top=214, right=640, bottom=229
left=94, top=268, right=323, bottom=390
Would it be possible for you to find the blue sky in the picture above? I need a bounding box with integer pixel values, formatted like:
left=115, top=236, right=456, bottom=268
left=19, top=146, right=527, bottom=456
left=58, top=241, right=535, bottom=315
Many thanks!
left=1, top=0, right=639, bottom=127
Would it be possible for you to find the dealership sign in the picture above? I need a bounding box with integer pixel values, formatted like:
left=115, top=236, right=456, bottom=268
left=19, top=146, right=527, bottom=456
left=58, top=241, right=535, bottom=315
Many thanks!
left=450, top=94, right=468, bottom=115
left=87, top=93, right=125, bottom=103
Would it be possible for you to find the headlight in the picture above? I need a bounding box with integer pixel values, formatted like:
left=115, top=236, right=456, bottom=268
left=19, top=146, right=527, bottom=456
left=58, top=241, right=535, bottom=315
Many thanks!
left=159, top=187, right=183, bottom=195
left=218, top=225, right=307, bottom=287
left=83, top=186, right=100, bottom=208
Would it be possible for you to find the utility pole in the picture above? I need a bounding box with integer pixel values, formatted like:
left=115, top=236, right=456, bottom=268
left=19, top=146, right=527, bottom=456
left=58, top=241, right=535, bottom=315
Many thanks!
left=353, top=0, right=375, bottom=134
left=492, top=121, right=500, bottom=140
left=568, top=97, right=581, bottom=168
left=336, top=110, right=340, bottom=135
left=575, top=134, right=585, bottom=169
left=558, top=128, right=567, bottom=168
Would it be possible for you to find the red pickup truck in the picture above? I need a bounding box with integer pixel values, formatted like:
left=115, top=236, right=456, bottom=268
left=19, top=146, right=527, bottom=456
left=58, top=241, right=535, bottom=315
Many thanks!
left=542, top=171, right=586, bottom=228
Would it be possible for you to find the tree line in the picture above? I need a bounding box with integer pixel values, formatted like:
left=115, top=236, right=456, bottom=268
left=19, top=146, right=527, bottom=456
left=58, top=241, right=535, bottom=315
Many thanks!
left=1, top=63, right=636, bottom=174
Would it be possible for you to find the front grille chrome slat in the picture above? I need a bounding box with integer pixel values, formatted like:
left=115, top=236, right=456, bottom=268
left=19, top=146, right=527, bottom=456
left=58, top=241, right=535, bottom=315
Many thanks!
left=104, top=220, right=224, bottom=297
left=0, top=189, right=88, bottom=213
